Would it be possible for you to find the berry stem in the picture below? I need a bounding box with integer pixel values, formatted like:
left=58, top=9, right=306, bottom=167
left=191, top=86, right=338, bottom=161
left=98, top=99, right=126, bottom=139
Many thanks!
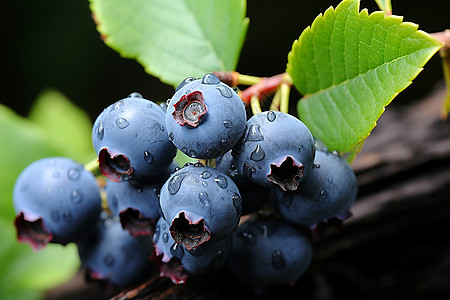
left=237, top=74, right=262, bottom=86
left=84, top=157, right=100, bottom=174
left=270, top=88, right=282, bottom=111
left=279, top=82, right=291, bottom=114
left=238, top=73, right=287, bottom=105
left=212, top=71, right=261, bottom=87
left=250, top=95, right=262, bottom=115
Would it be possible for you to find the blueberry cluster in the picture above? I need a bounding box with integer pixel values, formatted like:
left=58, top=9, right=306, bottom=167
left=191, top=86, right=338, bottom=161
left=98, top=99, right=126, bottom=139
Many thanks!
left=12, top=73, right=357, bottom=293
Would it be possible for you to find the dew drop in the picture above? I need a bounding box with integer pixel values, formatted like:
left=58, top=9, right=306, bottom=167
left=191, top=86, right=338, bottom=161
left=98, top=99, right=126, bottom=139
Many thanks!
left=52, top=171, right=60, bottom=178
left=313, top=163, right=321, bottom=169
left=241, top=231, right=256, bottom=246
left=232, top=193, right=241, bottom=214
left=170, top=242, right=185, bottom=258
left=116, top=118, right=130, bottom=129
left=62, top=211, right=72, bottom=223
left=220, top=139, right=228, bottom=147
left=202, top=181, right=208, bottom=187
left=159, top=125, right=165, bottom=131
left=328, top=177, right=333, bottom=183
left=128, top=92, right=143, bottom=98
left=168, top=132, right=174, bottom=141
left=319, top=190, right=328, bottom=199
left=223, top=120, right=233, bottom=128
left=201, top=73, right=220, bottom=85
left=67, top=168, right=81, bottom=181
left=250, top=144, right=265, bottom=161
left=214, top=175, right=228, bottom=189
left=216, top=86, right=233, bottom=98
left=163, top=232, right=169, bottom=243
left=271, top=249, right=286, bottom=269
left=144, top=150, right=153, bottom=163
left=153, top=226, right=160, bottom=244
left=198, top=192, right=210, bottom=206
left=200, top=170, right=212, bottom=179
left=266, top=111, right=276, bottom=122
left=246, top=125, right=264, bottom=142
left=71, top=189, right=82, bottom=204
left=97, top=121, right=104, bottom=140
left=189, top=149, right=198, bottom=158
left=175, top=77, right=196, bottom=92
left=167, top=173, right=187, bottom=195
left=243, top=161, right=255, bottom=177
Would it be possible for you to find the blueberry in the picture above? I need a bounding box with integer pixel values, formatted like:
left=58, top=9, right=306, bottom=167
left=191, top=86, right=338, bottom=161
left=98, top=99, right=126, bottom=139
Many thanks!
left=77, top=217, right=156, bottom=289
left=233, top=111, right=315, bottom=191
left=92, top=95, right=177, bottom=182
left=13, top=157, right=102, bottom=250
left=274, top=150, right=357, bottom=229
left=152, top=217, right=232, bottom=284
left=165, top=73, right=247, bottom=159
left=216, top=151, right=269, bottom=214
left=227, top=216, right=313, bottom=289
left=105, top=179, right=162, bottom=237
left=159, top=164, right=242, bottom=250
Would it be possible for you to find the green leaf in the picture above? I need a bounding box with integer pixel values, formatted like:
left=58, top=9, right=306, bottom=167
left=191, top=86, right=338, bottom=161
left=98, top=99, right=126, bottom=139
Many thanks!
left=287, top=0, right=442, bottom=152
left=28, top=89, right=95, bottom=163
left=90, top=0, right=249, bottom=87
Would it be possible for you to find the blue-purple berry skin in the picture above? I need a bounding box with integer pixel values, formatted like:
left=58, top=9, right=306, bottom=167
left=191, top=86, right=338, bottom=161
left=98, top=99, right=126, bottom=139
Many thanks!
left=92, top=96, right=177, bottom=182
left=159, top=164, right=242, bottom=250
left=227, top=217, right=313, bottom=289
left=216, top=151, right=269, bottom=214
left=105, top=179, right=162, bottom=237
left=13, top=157, right=102, bottom=250
left=77, top=218, right=156, bottom=289
left=165, top=74, right=247, bottom=159
left=233, top=111, right=316, bottom=191
left=153, top=217, right=232, bottom=284
left=275, top=150, right=357, bottom=228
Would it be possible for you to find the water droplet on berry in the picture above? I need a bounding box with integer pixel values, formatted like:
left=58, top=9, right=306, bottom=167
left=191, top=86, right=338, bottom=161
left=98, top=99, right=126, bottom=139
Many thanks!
left=170, top=242, right=185, bottom=258
left=328, top=177, right=333, bottom=183
left=67, top=168, right=81, bottom=181
left=200, top=170, right=212, bottom=179
left=267, top=111, right=276, bottom=122
left=147, top=103, right=153, bottom=108
left=168, top=132, right=174, bottom=141
left=319, top=190, right=327, bottom=199
left=201, top=73, right=220, bottom=84
left=144, top=150, right=153, bottom=163
left=246, top=125, right=264, bottom=141
left=241, top=231, right=256, bottom=246
left=202, top=181, right=208, bottom=187
left=223, top=120, right=233, bottom=128
left=198, top=192, right=210, bottom=206
left=216, top=86, right=233, bottom=98
left=313, top=163, right=321, bottom=168
left=163, top=233, right=169, bottom=243
left=62, top=211, right=72, bottom=223
left=97, top=121, right=104, bottom=140
left=154, top=225, right=161, bottom=243
left=271, top=249, right=285, bottom=269
left=189, top=149, right=198, bottom=158
left=214, top=175, right=228, bottom=189
left=71, top=189, right=82, bottom=204
left=159, top=125, right=165, bottom=131
left=167, top=173, right=187, bottom=195
left=52, top=171, right=60, bottom=178
left=250, top=144, right=265, bottom=161
left=103, top=254, right=115, bottom=267
left=176, top=77, right=196, bottom=92
left=128, top=92, right=143, bottom=98
left=243, top=161, right=255, bottom=177
left=232, top=193, right=241, bottom=214
left=116, top=118, right=130, bottom=129
left=220, top=139, right=228, bottom=148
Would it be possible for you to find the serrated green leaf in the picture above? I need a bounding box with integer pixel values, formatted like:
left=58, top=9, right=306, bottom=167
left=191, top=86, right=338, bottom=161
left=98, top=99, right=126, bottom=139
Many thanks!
left=90, top=0, right=249, bottom=87
left=287, top=0, right=442, bottom=152
left=28, top=89, right=95, bottom=163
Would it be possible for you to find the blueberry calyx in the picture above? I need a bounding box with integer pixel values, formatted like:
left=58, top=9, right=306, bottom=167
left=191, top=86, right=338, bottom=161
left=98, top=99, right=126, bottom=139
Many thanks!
left=98, top=148, right=133, bottom=182
left=14, top=212, right=53, bottom=250
left=119, top=208, right=155, bottom=237
left=267, top=156, right=304, bottom=191
left=170, top=212, right=211, bottom=250
left=172, top=91, right=207, bottom=127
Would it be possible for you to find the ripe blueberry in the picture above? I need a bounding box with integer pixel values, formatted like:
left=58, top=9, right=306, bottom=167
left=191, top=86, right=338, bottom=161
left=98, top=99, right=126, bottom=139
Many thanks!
left=13, top=157, right=102, bottom=250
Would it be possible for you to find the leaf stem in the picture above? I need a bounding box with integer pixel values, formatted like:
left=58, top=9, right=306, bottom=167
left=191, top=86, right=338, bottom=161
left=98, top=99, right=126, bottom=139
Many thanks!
left=250, top=95, right=262, bottom=115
